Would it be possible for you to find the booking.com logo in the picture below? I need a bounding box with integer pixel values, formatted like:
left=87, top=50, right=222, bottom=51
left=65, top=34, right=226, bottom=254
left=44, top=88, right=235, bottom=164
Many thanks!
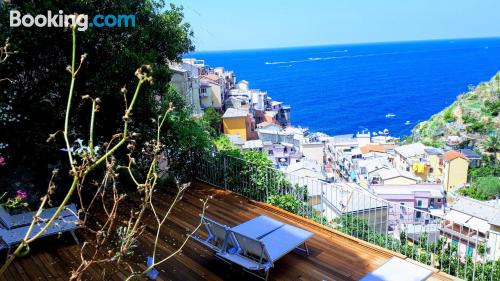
left=9, top=10, right=136, bottom=31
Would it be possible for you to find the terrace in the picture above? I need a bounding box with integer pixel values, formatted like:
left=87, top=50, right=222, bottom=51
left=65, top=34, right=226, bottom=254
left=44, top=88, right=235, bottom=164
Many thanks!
left=1, top=181, right=454, bottom=281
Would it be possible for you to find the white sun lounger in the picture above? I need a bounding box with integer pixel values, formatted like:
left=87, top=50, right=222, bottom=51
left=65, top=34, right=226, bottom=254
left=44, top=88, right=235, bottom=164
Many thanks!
left=192, top=215, right=314, bottom=280
left=191, top=215, right=232, bottom=253
left=230, top=215, right=284, bottom=239
left=359, top=257, right=433, bottom=281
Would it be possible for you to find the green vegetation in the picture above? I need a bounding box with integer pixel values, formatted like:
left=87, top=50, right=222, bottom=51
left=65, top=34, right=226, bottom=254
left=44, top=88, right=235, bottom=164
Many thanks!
left=462, top=155, right=500, bottom=201
left=200, top=108, right=222, bottom=137
left=483, top=133, right=500, bottom=153
left=0, top=1, right=213, bottom=195
left=423, top=139, right=443, bottom=148
left=483, top=99, right=500, bottom=116
left=412, top=72, right=500, bottom=150
left=267, top=194, right=306, bottom=214
left=443, top=106, right=456, bottom=123
left=460, top=176, right=500, bottom=200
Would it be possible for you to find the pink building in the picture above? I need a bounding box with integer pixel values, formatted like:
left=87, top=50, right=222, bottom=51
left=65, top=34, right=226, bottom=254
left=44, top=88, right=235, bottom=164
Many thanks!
left=371, top=184, right=445, bottom=230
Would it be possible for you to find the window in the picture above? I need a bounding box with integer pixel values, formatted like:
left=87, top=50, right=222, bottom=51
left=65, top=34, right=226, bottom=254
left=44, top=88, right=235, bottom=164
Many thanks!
left=437, top=198, right=442, bottom=203
left=417, top=200, right=423, bottom=207
left=200, top=87, right=207, bottom=94
left=416, top=211, right=422, bottom=219
left=429, top=168, right=434, bottom=173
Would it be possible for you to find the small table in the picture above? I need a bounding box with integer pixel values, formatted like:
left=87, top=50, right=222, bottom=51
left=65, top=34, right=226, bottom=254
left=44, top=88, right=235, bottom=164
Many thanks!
left=230, top=215, right=284, bottom=239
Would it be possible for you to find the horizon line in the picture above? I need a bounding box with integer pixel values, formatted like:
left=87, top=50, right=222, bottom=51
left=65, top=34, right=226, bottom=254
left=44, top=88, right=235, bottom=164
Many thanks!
left=189, top=35, right=500, bottom=53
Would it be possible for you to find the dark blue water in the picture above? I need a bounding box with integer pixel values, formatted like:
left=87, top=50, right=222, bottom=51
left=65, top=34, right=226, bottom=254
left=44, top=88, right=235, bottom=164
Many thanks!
left=187, top=38, right=500, bottom=136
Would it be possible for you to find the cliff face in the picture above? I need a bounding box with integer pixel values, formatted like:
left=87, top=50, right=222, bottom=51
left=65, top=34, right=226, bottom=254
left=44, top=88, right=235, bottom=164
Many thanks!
left=412, top=72, right=500, bottom=151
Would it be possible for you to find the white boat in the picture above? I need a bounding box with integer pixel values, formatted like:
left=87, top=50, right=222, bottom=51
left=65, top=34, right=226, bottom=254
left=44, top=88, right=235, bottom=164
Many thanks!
left=405, top=121, right=411, bottom=125
left=385, top=113, right=396, bottom=118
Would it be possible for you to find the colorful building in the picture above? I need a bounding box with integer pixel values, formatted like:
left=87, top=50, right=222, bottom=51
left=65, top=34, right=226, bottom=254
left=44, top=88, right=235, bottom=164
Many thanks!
left=442, top=150, right=469, bottom=192
left=424, top=148, right=444, bottom=180
left=222, top=108, right=249, bottom=141
left=371, top=184, right=445, bottom=227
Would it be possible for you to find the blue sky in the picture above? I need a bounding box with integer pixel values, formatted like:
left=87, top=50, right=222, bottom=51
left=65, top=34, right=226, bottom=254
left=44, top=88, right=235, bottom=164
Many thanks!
left=172, top=0, right=500, bottom=51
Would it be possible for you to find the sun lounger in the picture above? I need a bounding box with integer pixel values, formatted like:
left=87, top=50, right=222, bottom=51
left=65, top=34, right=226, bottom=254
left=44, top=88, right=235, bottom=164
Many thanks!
left=359, top=257, right=433, bottom=281
left=193, top=215, right=314, bottom=280
left=191, top=215, right=234, bottom=253
left=230, top=215, right=284, bottom=239
left=0, top=204, right=80, bottom=259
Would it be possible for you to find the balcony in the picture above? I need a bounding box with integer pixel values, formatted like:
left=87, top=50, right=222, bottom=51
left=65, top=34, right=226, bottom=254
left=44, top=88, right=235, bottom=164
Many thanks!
left=2, top=181, right=454, bottom=281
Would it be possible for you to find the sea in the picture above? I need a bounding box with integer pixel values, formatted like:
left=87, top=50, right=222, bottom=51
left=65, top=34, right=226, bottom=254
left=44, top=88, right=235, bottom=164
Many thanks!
left=186, top=38, right=500, bottom=137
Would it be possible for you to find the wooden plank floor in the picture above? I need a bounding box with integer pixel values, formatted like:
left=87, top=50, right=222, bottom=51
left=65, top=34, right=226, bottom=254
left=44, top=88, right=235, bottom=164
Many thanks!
left=1, top=181, right=455, bottom=281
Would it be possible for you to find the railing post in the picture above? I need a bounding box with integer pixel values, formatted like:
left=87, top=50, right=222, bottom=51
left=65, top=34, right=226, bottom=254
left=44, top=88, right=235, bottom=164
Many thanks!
left=223, top=155, right=228, bottom=190
left=265, top=167, right=269, bottom=201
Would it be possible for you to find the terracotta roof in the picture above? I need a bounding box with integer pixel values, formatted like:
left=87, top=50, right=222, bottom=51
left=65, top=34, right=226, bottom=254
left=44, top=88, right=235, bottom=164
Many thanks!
left=442, top=150, right=468, bottom=162
left=360, top=144, right=386, bottom=154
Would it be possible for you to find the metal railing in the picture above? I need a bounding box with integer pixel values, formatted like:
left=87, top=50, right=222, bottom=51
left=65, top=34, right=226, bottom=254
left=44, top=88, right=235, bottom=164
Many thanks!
left=194, top=152, right=499, bottom=280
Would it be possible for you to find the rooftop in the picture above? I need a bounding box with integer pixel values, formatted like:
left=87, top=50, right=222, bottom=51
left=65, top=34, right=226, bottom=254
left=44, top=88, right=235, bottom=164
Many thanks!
left=459, top=148, right=481, bottom=160
left=226, top=134, right=244, bottom=146
left=375, top=168, right=420, bottom=181
left=442, top=150, right=467, bottom=162
left=360, top=144, right=386, bottom=154
left=451, top=196, right=500, bottom=226
left=424, top=148, right=444, bottom=155
left=394, top=142, right=426, bottom=158
left=222, top=108, right=248, bottom=118
left=2, top=182, right=454, bottom=280
left=242, top=139, right=264, bottom=150
left=371, top=184, right=444, bottom=198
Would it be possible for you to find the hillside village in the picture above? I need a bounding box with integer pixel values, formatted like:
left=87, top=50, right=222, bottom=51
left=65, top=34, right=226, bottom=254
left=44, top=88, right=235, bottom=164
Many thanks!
left=170, top=58, right=500, bottom=261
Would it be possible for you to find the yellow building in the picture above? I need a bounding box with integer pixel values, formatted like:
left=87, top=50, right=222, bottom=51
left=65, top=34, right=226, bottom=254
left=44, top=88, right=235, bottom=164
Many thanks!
left=416, top=148, right=444, bottom=181
left=442, top=151, right=469, bottom=192
left=222, top=108, right=248, bottom=141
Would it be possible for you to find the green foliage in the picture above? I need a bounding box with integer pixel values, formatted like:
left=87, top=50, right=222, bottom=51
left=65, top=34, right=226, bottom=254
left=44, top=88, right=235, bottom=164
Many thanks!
left=443, top=107, right=456, bottom=123
left=469, top=162, right=500, bottom=181
left=459, top=185, right=489, bottom=201
left=466, top=120, right=488, bottom=134
left=462, top=113, right=477, bottom=124
left=483, top=134, right=500, bottom=153
left=200, top=108, right=222, bottom=137
left=267, top=194, right=304, bottom=214
left=157, top=87, right=213, bottom=181
left=214, top=135, right=241, bottom=157
left=0, top=1, right=197, bottom=192
left=483, top=99, right=500, bottom=116
left=423, top=139, right=443, bottom=148
left=475, top=176, right=500, bottom=198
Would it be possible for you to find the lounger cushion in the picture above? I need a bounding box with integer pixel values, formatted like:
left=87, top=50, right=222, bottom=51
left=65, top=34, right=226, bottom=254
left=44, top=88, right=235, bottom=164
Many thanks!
left=217, top=252, right=270, bottom=271
left=230, top=215, right=284, bottom=239
left=260, top=224, right=314, bottom=262
left=359, top=257, right=433, bottom=281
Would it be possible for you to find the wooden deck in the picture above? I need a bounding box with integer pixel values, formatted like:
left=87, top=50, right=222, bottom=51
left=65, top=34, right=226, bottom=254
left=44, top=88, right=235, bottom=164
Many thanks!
left=1, top=181, right=455, bottom=281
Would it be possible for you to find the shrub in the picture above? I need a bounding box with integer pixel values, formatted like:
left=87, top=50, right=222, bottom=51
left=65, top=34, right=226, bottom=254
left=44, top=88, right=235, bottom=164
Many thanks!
left=476, top=176, right=500, bottom=199
left=443, top=107, right=456, bottom=123
left=267, top=194, right=304, bottom=214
